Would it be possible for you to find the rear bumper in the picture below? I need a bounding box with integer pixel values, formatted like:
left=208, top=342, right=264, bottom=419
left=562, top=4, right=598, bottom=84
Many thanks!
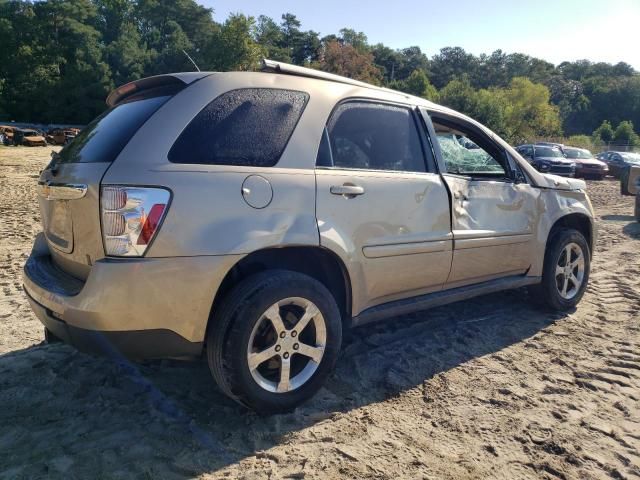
left=25, top=290, right=203, bottom=359
left=23, top=233, right=242, bottom=359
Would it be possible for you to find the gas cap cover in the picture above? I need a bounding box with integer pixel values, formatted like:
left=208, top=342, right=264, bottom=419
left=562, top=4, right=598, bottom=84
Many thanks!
left=241, top=175, right=273, bottom=209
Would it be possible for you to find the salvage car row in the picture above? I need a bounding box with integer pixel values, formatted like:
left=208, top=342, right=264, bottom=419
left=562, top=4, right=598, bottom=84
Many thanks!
left=0, top=125, right=80, bottom=146
left=515, top=142, right=640, bottom=179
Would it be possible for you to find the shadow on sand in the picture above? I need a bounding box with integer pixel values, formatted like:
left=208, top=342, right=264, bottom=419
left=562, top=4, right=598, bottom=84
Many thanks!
left=0, top=288, right=565, bottom=478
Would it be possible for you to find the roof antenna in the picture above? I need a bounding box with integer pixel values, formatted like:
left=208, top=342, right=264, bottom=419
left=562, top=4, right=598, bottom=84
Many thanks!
left=182, top=49, right=201, bottom=72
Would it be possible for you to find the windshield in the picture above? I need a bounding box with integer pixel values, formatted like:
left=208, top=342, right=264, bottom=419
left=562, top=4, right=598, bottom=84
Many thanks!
left=535, top=146, right=564, bottom=158
left=620, top=152, right=640, bottom=163
left=565, top=149, right=593, bottom=159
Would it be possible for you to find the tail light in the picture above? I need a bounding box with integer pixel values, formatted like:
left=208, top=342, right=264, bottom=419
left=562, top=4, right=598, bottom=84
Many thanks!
left=101, top=186, right=170, bottom=257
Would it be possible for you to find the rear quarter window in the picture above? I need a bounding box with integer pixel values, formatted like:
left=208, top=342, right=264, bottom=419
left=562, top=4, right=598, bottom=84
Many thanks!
left=168, top=88, right=309, bottom=167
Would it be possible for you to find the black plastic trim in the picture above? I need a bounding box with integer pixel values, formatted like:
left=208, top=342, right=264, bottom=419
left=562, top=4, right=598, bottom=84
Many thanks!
left=25, top=291, right=203, bottom=360
left=351, top=274, right=541, bottom=327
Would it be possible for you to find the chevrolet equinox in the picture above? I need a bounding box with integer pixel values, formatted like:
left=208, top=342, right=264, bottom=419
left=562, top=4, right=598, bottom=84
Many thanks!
left=23, top=60, right=595, bottom=413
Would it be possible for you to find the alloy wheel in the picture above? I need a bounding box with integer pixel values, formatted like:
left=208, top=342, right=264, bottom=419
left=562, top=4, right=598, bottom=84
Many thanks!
left=247, top=297, right=326, bottom=393
left=555, top=242, right=585, bottom=300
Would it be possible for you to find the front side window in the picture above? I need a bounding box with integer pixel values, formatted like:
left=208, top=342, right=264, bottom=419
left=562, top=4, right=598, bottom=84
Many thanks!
left=321, top=101, right=426, bottom=173
left=431, top=118, right=508, bottom=177
left=169, top=88, right=309, bottom=166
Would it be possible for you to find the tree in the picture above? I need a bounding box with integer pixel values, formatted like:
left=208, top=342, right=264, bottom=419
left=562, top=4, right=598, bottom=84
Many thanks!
left=208, top=14, right=263, bottom=71
left=430, top=47, right=479, bottom=89
left=371, top=43, right=404, bottom=83
left=316, top=39, right=382, bottom=84
left=253, top=15, right=290, bottom=62
left=438, top=76, right=507, bottom=138
left=593, top=120, right=614, bottom=144
left=613, top=121, right=639, bottom=146
left=438, top=76, right=478, bottom=116
left=338, top=28, right=368, bottom=53
left=500, top=77, right=562, bottom=143
left=393, top=69, right=438, bottom=101
left=0, top=0, right=637, bottom=129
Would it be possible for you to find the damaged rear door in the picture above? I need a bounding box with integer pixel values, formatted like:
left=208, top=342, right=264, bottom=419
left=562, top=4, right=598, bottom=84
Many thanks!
left=421, top=109, right=539, bottom=287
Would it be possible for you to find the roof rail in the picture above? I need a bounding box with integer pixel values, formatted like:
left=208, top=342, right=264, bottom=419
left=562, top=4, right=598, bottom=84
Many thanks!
left=261, top=59, right=413, bottom=99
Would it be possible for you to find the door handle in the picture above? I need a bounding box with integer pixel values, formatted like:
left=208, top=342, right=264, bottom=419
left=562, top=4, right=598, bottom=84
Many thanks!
left=330, top=184, right=365, bottom=197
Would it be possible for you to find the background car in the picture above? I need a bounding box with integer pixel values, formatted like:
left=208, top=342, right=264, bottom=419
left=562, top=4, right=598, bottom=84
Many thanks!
left=18, top=129, right=47, bottom=147
left=563, top=147, right=608, bottom=179
left=597, top=151, right=640, bottom=178
left=46, top=128, right=67, bottom=145
left=0, top=125, right=15, bottom=145
left=516, top=144, right=576, bottom=176
left=535, top=141, right=565, bottom=154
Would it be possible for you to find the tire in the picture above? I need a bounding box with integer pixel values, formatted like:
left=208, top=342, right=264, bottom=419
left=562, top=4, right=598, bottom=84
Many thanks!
left=529, top=228, right=590, bottom=311
left=635, top=195, right=640, bottom=222
left=44, top=328, right=62, bottom=343
left=207, top=270, right=342, bottom=414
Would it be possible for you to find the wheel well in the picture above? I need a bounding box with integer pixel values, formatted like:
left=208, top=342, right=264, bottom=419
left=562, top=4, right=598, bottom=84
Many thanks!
left=209, top=246, right=352, bottom=328
left=549, top=213, right=593, bottom=256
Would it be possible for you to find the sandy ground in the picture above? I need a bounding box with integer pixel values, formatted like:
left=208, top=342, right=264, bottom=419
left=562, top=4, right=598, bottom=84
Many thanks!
left=0, top=145, right=639, bottom=480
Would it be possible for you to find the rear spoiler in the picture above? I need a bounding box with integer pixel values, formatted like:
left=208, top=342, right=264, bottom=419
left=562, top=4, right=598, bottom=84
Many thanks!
left=106, top=72, right=213, bottom=107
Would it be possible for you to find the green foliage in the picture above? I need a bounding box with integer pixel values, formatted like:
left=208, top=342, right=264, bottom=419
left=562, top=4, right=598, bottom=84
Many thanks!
left=438, top=76, right=508, bottom=138
left=613, top=120, right=639, bottom=146
left=392, top=69, right=438, bottom=101
left=500, top=77, right=562, bottom=144
left=592, top=120, right=614, bottom=143
left=0, top=0, right=637, bottom=146
left=566, top=135, right=593, bottom=150
left=438, top=76, right=561, bottom=144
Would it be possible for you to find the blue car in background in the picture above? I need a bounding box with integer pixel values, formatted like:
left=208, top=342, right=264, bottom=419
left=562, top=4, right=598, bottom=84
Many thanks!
left=516, top=144, right=576, bottom=177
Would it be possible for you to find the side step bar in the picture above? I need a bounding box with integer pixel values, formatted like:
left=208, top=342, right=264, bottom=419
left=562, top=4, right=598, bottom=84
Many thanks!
left=351, top=275, right=541, bottom=327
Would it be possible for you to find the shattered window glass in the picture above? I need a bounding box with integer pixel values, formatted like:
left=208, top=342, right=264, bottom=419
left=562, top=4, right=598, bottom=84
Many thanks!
left=436, top=134, right=505, bottom=174
left=169, top=88, right=309, bottom=166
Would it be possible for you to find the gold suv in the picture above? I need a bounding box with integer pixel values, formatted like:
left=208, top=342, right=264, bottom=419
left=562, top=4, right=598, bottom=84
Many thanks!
left=23, top=61, right=595, bottom=413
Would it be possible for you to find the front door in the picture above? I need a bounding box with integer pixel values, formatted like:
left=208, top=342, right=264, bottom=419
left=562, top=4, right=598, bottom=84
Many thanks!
left=315, top=101, right=453, bottom=315
left=423, top=110, right=539, bottom=288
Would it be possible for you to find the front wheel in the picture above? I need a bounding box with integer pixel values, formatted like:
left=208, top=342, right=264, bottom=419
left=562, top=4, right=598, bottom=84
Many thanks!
left=529, top=228, right=590, bottom=311
left=207, top=270, right=342, bottom=414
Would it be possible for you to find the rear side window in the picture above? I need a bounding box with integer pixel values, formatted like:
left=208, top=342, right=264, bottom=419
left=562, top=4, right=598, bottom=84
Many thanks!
left=55, top=86, right=179, bottom=164
left=322, top=101, right=426, bottom=173
left=168, top=88, right=309, bottom=166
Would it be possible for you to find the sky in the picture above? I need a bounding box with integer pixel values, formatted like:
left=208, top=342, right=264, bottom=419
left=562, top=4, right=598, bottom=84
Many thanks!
left=199, top=0, right=640, bottom=69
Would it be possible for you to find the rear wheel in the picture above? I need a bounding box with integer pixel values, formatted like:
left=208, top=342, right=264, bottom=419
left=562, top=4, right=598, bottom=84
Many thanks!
left=529, top=228, right=590, bottom=311
left=207, top=270, right=342, bottom=413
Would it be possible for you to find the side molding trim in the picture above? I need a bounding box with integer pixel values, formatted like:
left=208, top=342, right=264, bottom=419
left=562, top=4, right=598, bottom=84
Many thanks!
left=351, top=274, right=541, bottom=326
